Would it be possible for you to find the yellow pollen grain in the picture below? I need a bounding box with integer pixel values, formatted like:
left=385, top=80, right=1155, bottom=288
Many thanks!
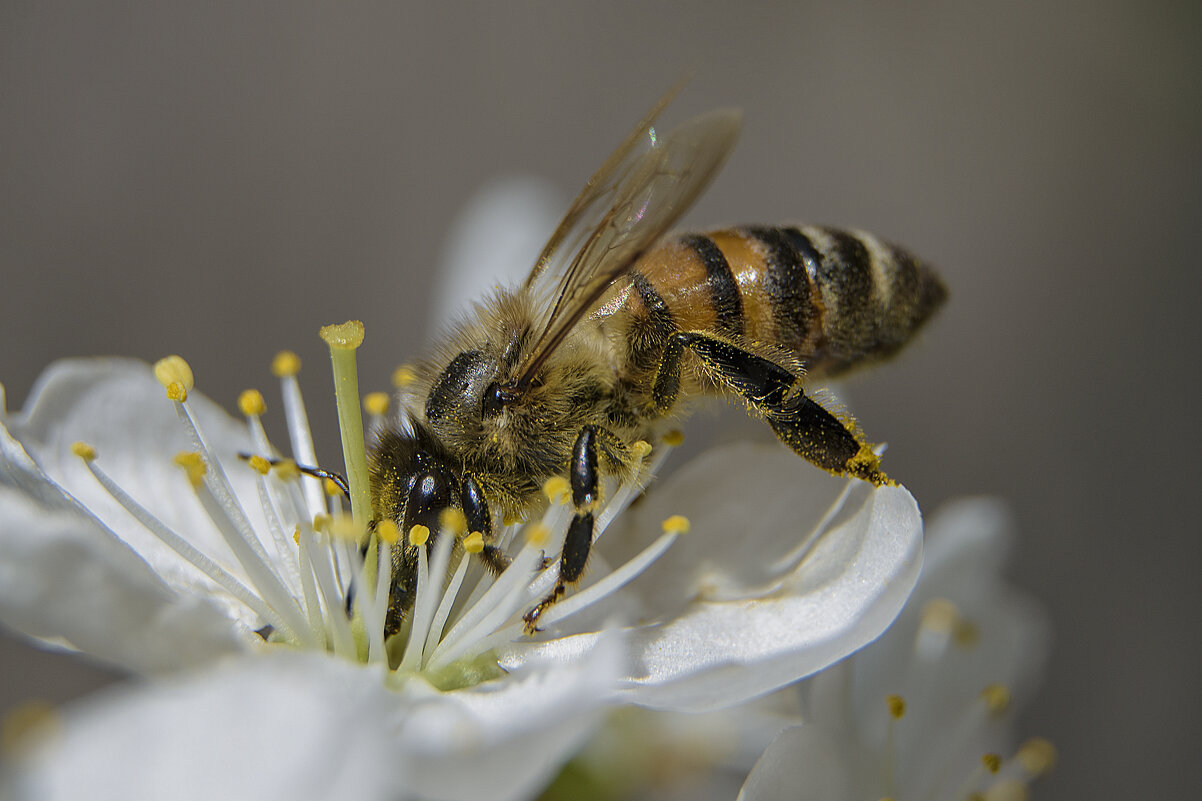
left=886, top=693, right=906, bottom=719
left=292, top=527, right=301, bottom=546
left=312, top=513, right=331, bottom=533
left=543, top=475, right=570, bottom=505
left=408, top=524, right=430, bottom=547
left=921, top=597, right=960, bottom=633
left=1, top=700, right=59, bottom=757
left=982, top=753, right=1003, bottom=774
left=981, top=684, right=1011, bottom=715
left=662, top=429, right=685, bottom=447
left=1017, top=737, right=1057, bottom=775
left=502, top=513, right=522, bottom=526
left=630, top=440, right=652, bottom=459
left=661, top=514, right=690, bottom=535
left=70, top=441, right=97, bottom=462
left=525, top=523, right=550, bottom=547
left=173, top=452, right=207, bottom=487
left=439, top=508, right=467, bottom=537
left=165, top=382, right=188, bottom=402
left=463, top=531, right=485, bottom=553
left=247, top=455, right=272, bottom=475
left=153, top=355, right=194, bottom=392
left=238, top=389, right=267, bottom=417
left=271, top=350, right=301, bottom=377
left=392, top=364, right=418, bottom=388
left=982, top=779, right=1029, bottom=801
left=375, top=519, right=401, bottom=546
left=319, top=320, right=365, bottom=349
left=323, top=477, right=343, bottom=497
left=273, top=459, right=301, bottom=482
left=363, top=392, right=390, bottom=416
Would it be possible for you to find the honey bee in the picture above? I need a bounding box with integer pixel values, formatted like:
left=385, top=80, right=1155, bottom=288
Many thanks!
left=370, top=90, right=946, bottom=634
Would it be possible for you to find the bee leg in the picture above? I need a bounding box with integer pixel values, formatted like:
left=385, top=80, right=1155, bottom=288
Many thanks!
left=655, top=331, right=891, bottom=486
left=461, top=474, right=510, bottom=575
left=524, top=425, right=602, bottom=633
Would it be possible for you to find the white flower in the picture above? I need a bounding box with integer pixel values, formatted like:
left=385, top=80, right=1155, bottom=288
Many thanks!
left=0, top=349, right=922, bottom=799
left=0, top=176, right=925, bottom=799
left=737, top=498, right=1055, bottom=801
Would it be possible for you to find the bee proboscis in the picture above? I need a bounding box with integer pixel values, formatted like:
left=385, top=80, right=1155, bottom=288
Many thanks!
left=370, top=89, right=946, bottom=634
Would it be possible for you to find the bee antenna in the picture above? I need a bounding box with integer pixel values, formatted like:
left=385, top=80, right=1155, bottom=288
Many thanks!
left=237, top=452, right=351, bottom=498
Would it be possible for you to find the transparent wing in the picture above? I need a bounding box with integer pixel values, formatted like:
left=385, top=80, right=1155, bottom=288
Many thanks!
left=513, top=100, right=742, bottom=388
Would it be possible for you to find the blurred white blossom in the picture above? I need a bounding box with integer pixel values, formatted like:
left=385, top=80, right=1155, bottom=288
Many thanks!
left=738, top=498, right=1055, bottom=801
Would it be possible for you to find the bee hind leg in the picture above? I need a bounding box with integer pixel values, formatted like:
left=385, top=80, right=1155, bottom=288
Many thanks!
left=523, top=425, right=604, bottom=633
left=654, top=331, right=892, bottom=486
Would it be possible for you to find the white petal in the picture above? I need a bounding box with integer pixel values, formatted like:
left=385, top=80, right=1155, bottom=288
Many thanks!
left=9, top=642, right=622, bottom=801
left=7, top=652, right=406, bottom=801
left=526, top=443, right=924, bottom=712
left=736, top=725, right=878, bottom=801
left=397, top=632, right=623, bottom=801
left=7, top=358, right=282, bottom=595
left=0, top=488, right=241, bottom=674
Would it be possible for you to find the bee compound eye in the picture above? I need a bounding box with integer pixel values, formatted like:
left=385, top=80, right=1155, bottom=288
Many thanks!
left=482, top=382, right=518, bottom=418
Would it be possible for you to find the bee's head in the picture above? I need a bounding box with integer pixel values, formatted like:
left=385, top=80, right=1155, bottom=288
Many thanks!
left=368, top=426, right=457, bottom=541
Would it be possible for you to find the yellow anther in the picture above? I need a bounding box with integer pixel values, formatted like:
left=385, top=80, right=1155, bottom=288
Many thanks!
left=661, top=514, right=690, bottom=535
left=375, top=519, right=401, bottom=546
left=70, top=442, right=97, bottom=462
left=982, top=779, right=1029, bottom=801
left=238, top=389, right=267, bottom=417
left=1016, top=737, right=1057, bottom=775
left=525, top=523, right=550, bottom=547
left=662, top=429, right=685, bottom=447
left=408, top=524, right=430, bottom=547
left=980, top=683, right=1011, bottom=715
left=312, top=513, right=331, bottom=533
left=392, top=364, right=418, bottom=388
left=319, top=320, right=365, bottom=349
left=982, top=753, right=1003, bottom=774
left=247, top=455, right=272, bottom=475
left=165, top=382, right=188, bottom=402
left=323, top=478, right=343, bottom=497
left=153, top=355, right=194, bottom=393
left=543, top=475, right=571, bottom=505
left=439, top=508, right=467, bottom=537
left=173, top=452, right=207, bottom=487
left=330, top=516, right=362, bottom=542
left=273, top=459, right=301, bottom=482
left=630, top=440, right=653, bottom=460
left=920, top=597, right=960, bottom=633
left=292, top=527, right=301, bottom=546
left=271, top=350, right=301, bottom=377
left=886, top=694, right=906, bottom=719
left=463, top=531, right=485, bottom=553
left=364, top=392, right=391, bottom=416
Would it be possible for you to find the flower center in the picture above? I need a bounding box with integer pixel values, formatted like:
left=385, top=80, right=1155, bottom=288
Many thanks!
left=71, top=327, right=687, bottom=690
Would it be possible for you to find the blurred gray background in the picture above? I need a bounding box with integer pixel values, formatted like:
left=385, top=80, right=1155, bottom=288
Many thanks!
left=2, top=1, right=1198, bottom=797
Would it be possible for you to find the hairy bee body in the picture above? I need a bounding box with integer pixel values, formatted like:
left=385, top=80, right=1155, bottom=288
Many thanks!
left=367, top=97, right=945, bottom=633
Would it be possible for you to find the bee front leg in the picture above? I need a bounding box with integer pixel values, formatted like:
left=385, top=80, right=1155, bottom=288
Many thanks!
left=654, top=331, right=891, bottom=486
left=523, top=425, right=603, bottom=633
left=461, top=474, right=510, bottom=575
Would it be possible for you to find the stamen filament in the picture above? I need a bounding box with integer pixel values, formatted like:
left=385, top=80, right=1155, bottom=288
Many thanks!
left=275, top=365, right=326, bottom=518
left=772, top=475, right=857, bottom=574
left=423, top=552, right=471, bottom=658
left=367, top=538, right=393, bottom=663
left=82, top=459, right=301, bottom=644
left=426, top=540, right=545, bottom=671
left=186, top=469, right=311, bottom=643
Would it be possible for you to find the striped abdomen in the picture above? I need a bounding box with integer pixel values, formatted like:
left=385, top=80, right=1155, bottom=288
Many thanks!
left=619, top=225, right=947, bottom=378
